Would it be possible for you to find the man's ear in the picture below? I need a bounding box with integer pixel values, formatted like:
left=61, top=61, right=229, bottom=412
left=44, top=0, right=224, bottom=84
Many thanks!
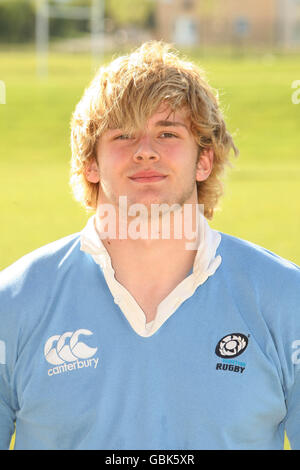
left=196, top=148, right=214, bottom=182
left=84, top=157, right=100, bottom=184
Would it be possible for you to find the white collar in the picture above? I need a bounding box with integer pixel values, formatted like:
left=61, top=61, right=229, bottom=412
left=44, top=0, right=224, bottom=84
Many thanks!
left=80, top=211, right=222, bottom=337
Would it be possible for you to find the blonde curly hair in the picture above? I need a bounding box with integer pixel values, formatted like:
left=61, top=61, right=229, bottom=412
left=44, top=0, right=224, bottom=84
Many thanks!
left=70, top=41, right=238, bottom=219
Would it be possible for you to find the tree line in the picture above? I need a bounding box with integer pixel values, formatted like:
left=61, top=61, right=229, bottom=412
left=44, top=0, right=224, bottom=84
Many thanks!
left=0, top=0, right=155, bottom=43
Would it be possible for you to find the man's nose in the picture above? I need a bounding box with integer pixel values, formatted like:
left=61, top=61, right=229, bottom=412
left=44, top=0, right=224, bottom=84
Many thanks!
left=132, top=136, right=160, bottom=162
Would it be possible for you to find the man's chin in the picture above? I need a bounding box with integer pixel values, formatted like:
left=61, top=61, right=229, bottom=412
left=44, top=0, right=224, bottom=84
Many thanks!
left=124, top=198, right=184, bottom=214
left=104, top=191, right=196, bottom=214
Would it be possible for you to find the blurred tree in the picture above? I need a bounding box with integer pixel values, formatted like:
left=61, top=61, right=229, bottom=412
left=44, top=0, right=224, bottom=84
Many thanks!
left=0, top=0, right=155, bottom=43
left=0, top=0, right=35, bottom=42
left=0, top=0, right=90, bottom=43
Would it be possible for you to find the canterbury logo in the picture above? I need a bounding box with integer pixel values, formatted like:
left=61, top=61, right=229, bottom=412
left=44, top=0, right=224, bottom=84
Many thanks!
left=44, top=329, right=98, bottom=365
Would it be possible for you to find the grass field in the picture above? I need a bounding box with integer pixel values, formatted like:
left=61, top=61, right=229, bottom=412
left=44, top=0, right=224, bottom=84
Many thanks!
left=0, top=46, right=299, bottom=450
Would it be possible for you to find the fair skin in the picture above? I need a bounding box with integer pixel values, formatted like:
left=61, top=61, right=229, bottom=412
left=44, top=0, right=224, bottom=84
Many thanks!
left=85, top=105, right=214, bottom=323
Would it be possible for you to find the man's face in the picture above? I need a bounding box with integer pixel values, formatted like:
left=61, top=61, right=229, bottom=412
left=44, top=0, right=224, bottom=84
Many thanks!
left=86, top=105, right=213, bottom=211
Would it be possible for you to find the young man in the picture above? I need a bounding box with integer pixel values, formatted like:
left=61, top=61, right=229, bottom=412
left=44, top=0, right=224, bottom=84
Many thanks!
left=0, top=41, right=299, bottom=450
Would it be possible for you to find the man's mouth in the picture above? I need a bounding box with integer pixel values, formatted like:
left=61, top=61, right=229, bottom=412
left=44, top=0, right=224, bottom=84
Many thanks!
left=129, top=171, right=167, bottom=183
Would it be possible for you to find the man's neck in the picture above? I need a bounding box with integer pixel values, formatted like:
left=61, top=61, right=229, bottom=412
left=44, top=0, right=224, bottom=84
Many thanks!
left=99, top=231, right=198, bottom=324
left=94, top=204, right=201, bottom=284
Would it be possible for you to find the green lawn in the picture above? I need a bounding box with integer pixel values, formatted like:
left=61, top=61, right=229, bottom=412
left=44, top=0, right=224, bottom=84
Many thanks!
left=1, top=47, right=298, bottom=450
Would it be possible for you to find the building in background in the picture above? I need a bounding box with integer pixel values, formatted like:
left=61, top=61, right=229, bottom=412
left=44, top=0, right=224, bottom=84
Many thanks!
left=277, top=0, right=300, bottom=47
left=155, top=0, right=300, bottom=49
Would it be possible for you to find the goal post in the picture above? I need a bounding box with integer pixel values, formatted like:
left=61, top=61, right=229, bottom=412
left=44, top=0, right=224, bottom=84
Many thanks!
left=35, top=0, right=105, bottom=77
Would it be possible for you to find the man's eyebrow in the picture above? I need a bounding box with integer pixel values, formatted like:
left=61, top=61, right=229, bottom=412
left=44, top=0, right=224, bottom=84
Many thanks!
left=106, top=120, right=188, bottom=133
left=155, top=120, right=188, bottom=129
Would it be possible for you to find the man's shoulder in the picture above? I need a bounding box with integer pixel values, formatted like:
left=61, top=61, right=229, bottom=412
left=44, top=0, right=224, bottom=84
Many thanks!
left=0, top=232, right=83, bottom=294
left=216, top=232, right=300, bottom=339
left=217, top=231, right=300, bottom=285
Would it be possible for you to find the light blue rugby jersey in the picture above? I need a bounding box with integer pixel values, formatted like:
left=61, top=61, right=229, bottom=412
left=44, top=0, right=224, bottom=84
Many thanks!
left=0, top=229, right=300, bottom=450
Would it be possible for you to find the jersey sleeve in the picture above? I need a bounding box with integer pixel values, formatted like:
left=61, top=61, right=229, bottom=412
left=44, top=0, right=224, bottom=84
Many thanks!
left=0, top=266, right=19, bottom=450
left=0, top=233, right=81, bottom=450
left=243, top=245, right=300, bottom=449
left=268, top=259, right=300, bottom=449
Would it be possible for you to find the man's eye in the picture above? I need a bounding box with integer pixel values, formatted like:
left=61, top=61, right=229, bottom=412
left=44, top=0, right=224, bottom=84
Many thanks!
left=114, top=134, right=132, bottom=140
left=160, top=132, right=177, bottom=138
